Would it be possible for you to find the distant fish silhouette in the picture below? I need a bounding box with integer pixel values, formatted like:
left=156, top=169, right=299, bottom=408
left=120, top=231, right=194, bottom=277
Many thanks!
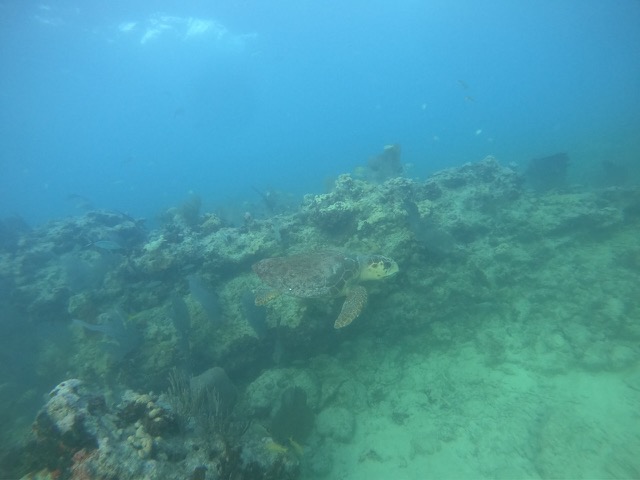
left=252, top=186, right=278, bottom=212
left=242, top=289, right=267, bottom=338
left=120, top=154, right=138, bottom=167
left=173, top=106, right=186, bottom=118
left=66, top=194, right=94, bottom=211
left=72, top=318, right=114, bottom=335
left=170, top=292, right=192, bottom=368
left=72, top=309, right=141, bottom=361
left=457, top=79, right=469, bottom=90
left=110, top=210, right=145, bottom=227
left=403, top=200, right=455, bottom=254
left=171, top=292, right=191, bottom=336
left=524, top=152, right=570, bottom=191
left=84, top=239, right=124, bottom=251
left=187, top=275, right=223, bottom=324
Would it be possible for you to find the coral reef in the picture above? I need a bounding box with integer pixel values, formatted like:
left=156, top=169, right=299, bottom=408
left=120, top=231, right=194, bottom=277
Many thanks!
left=8, top=379, right=298, bottom=480
left=2, top=155, right=640, bottom=478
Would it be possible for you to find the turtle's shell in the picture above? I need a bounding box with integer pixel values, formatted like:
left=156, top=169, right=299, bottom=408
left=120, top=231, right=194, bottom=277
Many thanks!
left=252, top=251, right=360, bottom=298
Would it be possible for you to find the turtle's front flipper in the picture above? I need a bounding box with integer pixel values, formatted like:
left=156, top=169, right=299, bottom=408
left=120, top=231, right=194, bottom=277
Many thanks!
left=334, top=285, right=368, bottom=329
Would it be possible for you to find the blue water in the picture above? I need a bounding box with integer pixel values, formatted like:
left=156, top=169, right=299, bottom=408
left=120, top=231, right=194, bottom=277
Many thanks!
left=1, top=0, right=639, bottom=225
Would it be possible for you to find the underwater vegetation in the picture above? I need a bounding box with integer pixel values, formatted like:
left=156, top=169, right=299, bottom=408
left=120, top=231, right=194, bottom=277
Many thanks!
left=1, top=155, right=640, bottom=479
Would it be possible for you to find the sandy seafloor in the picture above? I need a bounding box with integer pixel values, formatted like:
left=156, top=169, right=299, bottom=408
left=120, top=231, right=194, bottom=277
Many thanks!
left=317, top=342, right=639, bottom=479
left=300, top=231, right=639, bottom=479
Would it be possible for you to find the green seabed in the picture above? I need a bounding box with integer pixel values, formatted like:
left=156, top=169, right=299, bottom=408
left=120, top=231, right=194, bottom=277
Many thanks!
left=1, top=157, right=639, bottom=479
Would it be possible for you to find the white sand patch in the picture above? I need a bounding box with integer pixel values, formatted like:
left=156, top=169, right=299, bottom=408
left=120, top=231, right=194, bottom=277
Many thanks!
left=310, top=340, right=640, bottom=479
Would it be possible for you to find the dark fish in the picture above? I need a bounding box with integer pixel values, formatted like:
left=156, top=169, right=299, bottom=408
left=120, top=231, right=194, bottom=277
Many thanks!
left=187, top=275, right=223, bottom=324
left=190, top=367, right=237, bottom=414
left=66, top=194, right=94, bottom=211
left=72, top=318, right=113, bottom=335
left=241, top=289, right=267, bottom=338
left=173, top=106, right=185, bottom=118
left=252, top=186, right=278, bottom=212
left=524, top=152, right=570, bottom=191
left=72, top=309, right=141, bottom=361
left=404, top=199, right=421, bottom=232
left=170, top=292, right=192, bottom=368
left=111, top=210, right=141, bottom=225
left=0, top=216, right=30, bottom=252
left=62, top=252, right=118, bottom=292
left=171, top=292, right=191, bottom=336
left=403, top=200, right=455, bottom=253
left=270, top=387, right=314, bottom=443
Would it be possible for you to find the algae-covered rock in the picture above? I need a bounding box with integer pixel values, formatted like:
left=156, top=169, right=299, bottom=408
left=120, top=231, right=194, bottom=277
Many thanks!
left=301, top=174, right=409, bottom=248
left=22, top=380, right=103, bottom=476
left=527, top=191, right=624, bottom=235
left=36, top=380, right=101, bottom=449
left=245, top=368, right=321, bottom=416
left=238, top=430, right=301, bottom=480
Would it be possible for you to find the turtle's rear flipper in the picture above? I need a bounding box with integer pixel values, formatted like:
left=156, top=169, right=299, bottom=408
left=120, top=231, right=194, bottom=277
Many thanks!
left=255, top=289, right=280, bottom=306
left=334, top=285, right=368, bottom=329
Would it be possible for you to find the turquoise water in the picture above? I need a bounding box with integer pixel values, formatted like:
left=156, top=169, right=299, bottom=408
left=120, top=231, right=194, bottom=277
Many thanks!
left=1, top=1, right=639, bottom=224
left=1, top=2, right=639, bottom=479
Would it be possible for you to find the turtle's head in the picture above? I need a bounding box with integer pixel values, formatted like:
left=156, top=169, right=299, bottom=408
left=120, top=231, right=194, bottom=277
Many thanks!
left=359, top=255, right=399, bottom=281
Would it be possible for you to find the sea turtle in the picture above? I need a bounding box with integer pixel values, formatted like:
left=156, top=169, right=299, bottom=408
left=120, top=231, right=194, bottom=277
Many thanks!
left=252, top=251, right=399, bottom=329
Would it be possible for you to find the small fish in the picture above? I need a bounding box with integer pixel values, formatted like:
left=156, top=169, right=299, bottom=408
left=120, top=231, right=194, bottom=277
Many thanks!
left=85, top=239, right=124, bottom=251
left=112, top=210, right=137, bottom=223
left=66, top=194, right=94, bottom=211
left=173, top=106, right=185, bottom=118
left=264, top=440, right=288, bottom=456
left=72, top=318, right=113, bottom=335
left=403, top=200, right=421, bottom=232
left=403, top=200, right=455, bottom=253
left=72, top=310, right=141, bottom=361
left=171, top=292, right=191, bottom=336
left=242, top=290, right=267, bottom=338
left=252, top=186, right=278, bottom=212
left=188, top=275, right=223, bottom=324
left=288, top=437, right=304, bottom=457
left=457, top=79, right=469, bottom=89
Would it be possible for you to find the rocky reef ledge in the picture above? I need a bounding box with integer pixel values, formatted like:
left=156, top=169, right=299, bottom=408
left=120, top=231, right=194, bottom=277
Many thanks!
left=2, top=157, right=640, bottom=479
